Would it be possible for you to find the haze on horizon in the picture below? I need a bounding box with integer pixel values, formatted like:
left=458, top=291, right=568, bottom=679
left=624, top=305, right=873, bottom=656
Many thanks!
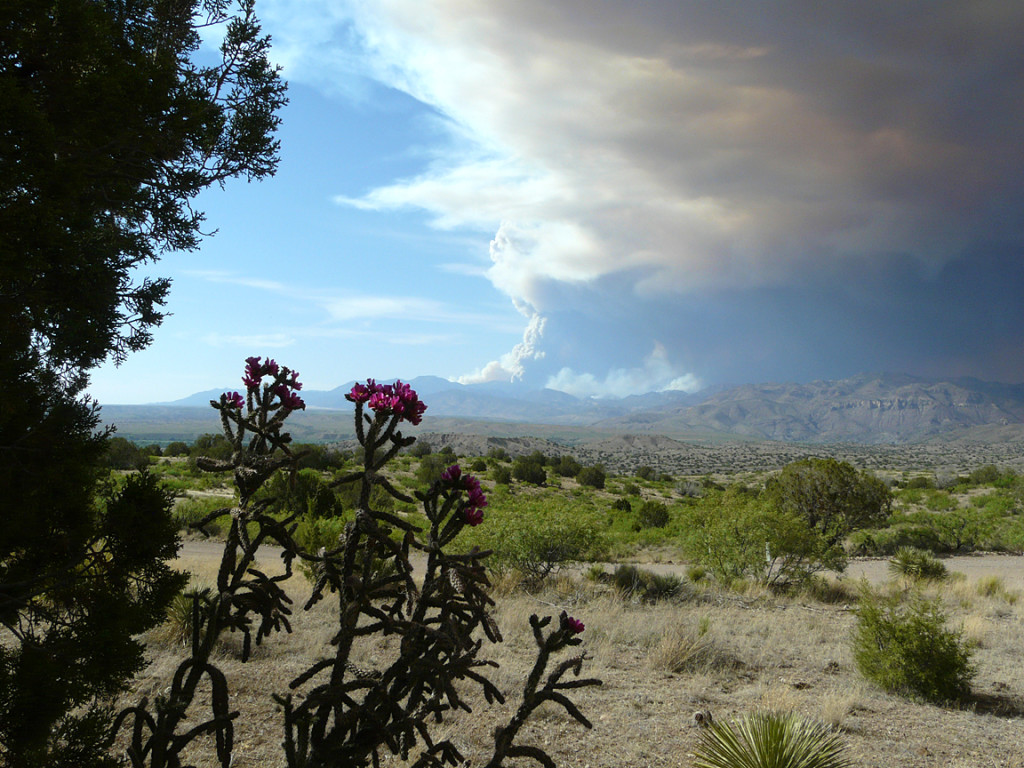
left=87, top=1, right=1024, bottom=405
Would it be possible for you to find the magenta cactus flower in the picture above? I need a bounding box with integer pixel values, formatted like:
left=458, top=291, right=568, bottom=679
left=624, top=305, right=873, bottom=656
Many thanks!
left=441, top=464, right=462, bottom=482
left=565, top=616, right=585, bottom=634
left=464, top=507, right=484, bottom=526
left=223, top=391, right=244, bottom=409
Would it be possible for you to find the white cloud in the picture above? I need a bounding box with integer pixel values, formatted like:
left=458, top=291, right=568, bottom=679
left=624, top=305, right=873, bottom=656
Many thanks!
left=545, top=343, right=701, bottom=398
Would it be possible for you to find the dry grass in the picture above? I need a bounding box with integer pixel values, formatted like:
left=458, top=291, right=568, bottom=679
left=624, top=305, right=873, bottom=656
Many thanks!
left=113, top=549, right=1024, bottom=768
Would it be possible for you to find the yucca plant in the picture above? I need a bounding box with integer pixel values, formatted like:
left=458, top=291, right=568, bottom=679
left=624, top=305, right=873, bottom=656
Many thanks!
left=888, top=546, right=947, bottom=581
left=693, top=710, right=852, bottom=768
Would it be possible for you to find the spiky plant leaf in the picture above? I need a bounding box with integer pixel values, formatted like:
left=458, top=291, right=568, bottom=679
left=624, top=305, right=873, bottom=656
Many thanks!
left=693, top=710, right=853, bottom=768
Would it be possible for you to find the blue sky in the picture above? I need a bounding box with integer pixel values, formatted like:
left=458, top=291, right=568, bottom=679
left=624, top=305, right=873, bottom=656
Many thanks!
left=87, top=1, right=1024, bottom=404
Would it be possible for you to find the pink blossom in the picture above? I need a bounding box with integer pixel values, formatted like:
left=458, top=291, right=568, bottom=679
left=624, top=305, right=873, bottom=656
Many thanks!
left=263, top=358, right=279, bottom=376
left=565, top=616, right=585, bottom=634
left=464, top=507, right=484, bottom=526
left=223, top=391, right=244, bottom=409
left=441, top=464, right=462, bottom=482
left=273, top=384, right=305, bottom=411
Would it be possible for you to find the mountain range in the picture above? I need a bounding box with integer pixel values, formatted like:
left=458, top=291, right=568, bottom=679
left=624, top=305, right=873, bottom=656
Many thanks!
left=151, top=372, right=1024, bottom=445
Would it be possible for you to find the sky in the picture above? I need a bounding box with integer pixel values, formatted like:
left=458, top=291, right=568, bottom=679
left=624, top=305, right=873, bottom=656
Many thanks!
left=87, top=0, right=1024, bottom=404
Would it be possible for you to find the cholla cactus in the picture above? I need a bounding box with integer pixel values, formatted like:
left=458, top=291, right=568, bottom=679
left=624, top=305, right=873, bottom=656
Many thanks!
left=115, top=362, right=600, bottom=768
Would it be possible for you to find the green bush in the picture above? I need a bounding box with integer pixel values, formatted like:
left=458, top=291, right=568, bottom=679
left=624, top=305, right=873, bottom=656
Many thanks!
left=680, top=487, right=843, bottom=586
left=611, top=497, right=632, bottom=513
left=512, top=456, right=547, bottom=485
left=576, top=465, right=605, bottom=489
left=466, top=496, right=605, bottom=587
left=852, top=589, right=975, bottom=703
left=554, top=455, right=582, bottom=477
left=622, top=482, right=641, bottom=496
left=492, top=466, right=512, bottom=485
left=470, top=458, right=488, bottom=472
left=635, top=466, right=655, bottom=481
left=693, top=710, right=852, bottom=768
left=637, top=500, right=669, bottom=528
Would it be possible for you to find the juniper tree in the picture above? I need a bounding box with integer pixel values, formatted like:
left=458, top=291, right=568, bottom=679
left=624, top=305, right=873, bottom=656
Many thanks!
left=0, top=2, right=286, bottom=764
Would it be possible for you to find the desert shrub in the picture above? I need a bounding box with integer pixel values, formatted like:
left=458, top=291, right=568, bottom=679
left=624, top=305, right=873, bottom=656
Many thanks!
left=468, top=496, right=606, bottom=587
left=765, top=458, right=892, bottom=548
left=635, top=465, right=655, bottom=480
left=693, top=711, right=853, bottom=768
left=408, top=440, right=432, bottom=457
left=904, top=475, right=936, bottom=490
left=800, top=575, right=857, bottom=605
left=512, top=455, right=547, bottom=485
left=622, top=481, right=641, bottom=496
left=967, top=464, right=1001, bottom=486
left=470, top=458, right=488, bottom=472
left=416, top=453, right=449, bottom=486
left=105, top=436, right=149, bottom=470
left=164, top=441, right=190, bottom=457
left=680, top=487, right=843, bottom=586
left=677, top=479, right=704, bottom=498
left=924, top=490, right=958, bottom=512
left=637, top=500, right=669, bottom=528
left=487, top=446, right=510, bottom=462
left=554, top=455, right=582, bottom=477
left=609, top=565, right=685, bottom=602
left=173, top=496, right=232, bottom=536
left=852, top=588, right=975, bottom=703
left=887, top=547, right=948, bottom=581
left=577, top=465, right=606, bottom=489
left=492, top=465, right=512, bottom=485
left=611, top=497, right=632, bottom=513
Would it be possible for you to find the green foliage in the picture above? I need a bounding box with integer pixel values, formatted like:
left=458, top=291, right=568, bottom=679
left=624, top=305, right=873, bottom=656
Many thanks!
left=576, top=464, right=606, bottom=489
left=104, top=436, right=149, bottom=470
left=693, top=711, right=852, bottom=768
left=512, top=455, right=547, bottom=485
left=470, top=458, right=488, bottom=472
left=637, top=500, right=670, bottom=528
left=765, top=458, right=892, bottom=549
left=622, top=481, right=641, bottom=496
left=554, top=454, right=582, bottom=477
left=487, top=446, right=510, bottom=462
left=967, top=464, right=1002, bottom=486
left=887, top=547, right=948, bottom=581
left=1, top=0, right=286, bottom=377
left=852, top=588, right=975, bottom=703
left=408, top=441, right=432, bottom=457
left=635, top=465, right=655, bottom=480
left=611, top=497, right=633, bottom=513
left=680, top=486, right=843, bottom=586
left=164, top=441, right=190, bottom=457
left=416, top=454, right=449, bottom=486
left=492, top=465, right=512, bottom=485
left=466, top=495, right=606, bottom=586
left=190, top=433, right=233, bottom=461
